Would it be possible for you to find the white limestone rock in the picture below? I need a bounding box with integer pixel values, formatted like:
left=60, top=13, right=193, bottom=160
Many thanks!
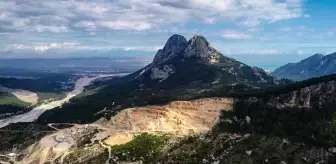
left=152, top=34, right=188, bottom=64
left=150, top=65, right=175, bottom=82
left=183, top=35, right=220, bottom=63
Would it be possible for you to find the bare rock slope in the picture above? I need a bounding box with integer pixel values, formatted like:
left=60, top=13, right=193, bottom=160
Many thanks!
left=1, top=97, right=233, bottom=164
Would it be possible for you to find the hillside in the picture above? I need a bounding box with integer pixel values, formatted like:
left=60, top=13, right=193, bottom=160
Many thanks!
left=0, top=92, right=31, bottom=119
left=273, top=53, right=336, bottom=80
left=4, top=74, right=336, bottom=163
left=104, top=35, right=283, bottom=89
left=0, top=98, right=233, bottom=164
left=0, top=92, right=30, bottom=107
left=38, top=34, right=286, bottom=123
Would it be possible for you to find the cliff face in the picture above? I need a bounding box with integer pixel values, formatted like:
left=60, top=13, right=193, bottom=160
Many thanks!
left=129, top=34, right=283, bottom=89
left=152, top=34, right=188, bottom=64
left=183, top=35, right=221, bottom=63
left=267, top=81, right=336, bottom=109
left=102, top=97, right=234, bottom=136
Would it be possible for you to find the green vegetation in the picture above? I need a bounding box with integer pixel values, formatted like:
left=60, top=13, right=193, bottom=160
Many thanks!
left=215, top=99, right=336, bottom=147
left=36, top=92, right=66, bottom=104
left=0, top=123, right=55, bottom=152
left=36, top=56, right=287, bottom=123
left=0, top=92, right=30, bottom=107
left=110, top=133, right=170, bottom=163
left=75, top=87, right=101, bottom=99
left=0, top=92, right=31, bottom=119
left=154, top=96, right=336, bottom=163
left=158, top=133, right=336, bottom=164
left=0, top=73, right=76, bottom=93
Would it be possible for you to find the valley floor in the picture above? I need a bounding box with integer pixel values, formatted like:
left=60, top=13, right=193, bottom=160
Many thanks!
left=0, top=74, right=119, bottom=128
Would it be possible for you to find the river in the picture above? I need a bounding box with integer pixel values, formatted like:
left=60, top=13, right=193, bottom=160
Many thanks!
left=0, top=74, right=122, bottom=128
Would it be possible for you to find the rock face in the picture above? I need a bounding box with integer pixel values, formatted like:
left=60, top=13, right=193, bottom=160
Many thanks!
left=272, top=53, right=336, bottom=81
left=126, top=34, right=283, bottom=88
left=183, top=35, right=221, bottom=63
left=152, top=34, right=220, bottom=64
left=4, top=98, right=233, bottom=164
left=102, top=97, right=234, bottom=135
left=267, top=80, right=336, bottom=109
left=150, top=65, right=175, bottom=82
left=152, top=34, right=188, bottom=64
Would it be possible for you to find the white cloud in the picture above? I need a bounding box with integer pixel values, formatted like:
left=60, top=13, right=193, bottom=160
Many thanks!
left=34, top=42, right=79, bottom=52
left=5, top=44, right=30, bottom=51
left=74, top=21, right=96, bottom=31
left=99, top=21, right=152, bottom=31
left=5, top=42, right=159, bottom=53
left=327, top=31, right=334, bottom=37
left=220, top=30, right=252, bottom=39
left=122, top=46, right=161, bottom=52
left=238, top=20, right=260, bottom=27
left=233, top=49, right=280, bottom=55
left=280, top=28, right=292, bottom=32
left=0, top=0, right=306, bottom=57
left=6, top=42, right=79, bottom=52
left=75, top=21, right=152, bottom=31
left=34, top=25, right=69, bottom=33
left=297, top=50, right=304, bottom=55
left=0, top=0, right=304, bottom=33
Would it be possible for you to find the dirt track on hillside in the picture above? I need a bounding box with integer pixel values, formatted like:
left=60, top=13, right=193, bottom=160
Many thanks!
left=2, top=97, right=233, bottom=164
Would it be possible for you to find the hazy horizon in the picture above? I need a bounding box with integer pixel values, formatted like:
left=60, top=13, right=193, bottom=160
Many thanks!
left=1, top=1, right=336, bottom=70
left=0, top=51, right=320, bottom=71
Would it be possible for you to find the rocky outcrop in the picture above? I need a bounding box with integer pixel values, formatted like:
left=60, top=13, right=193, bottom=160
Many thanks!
left=150, top=65, right=175, bottom=82
left=267, top=80, right=336, bottom=109
left=3, top=98, right=233, bottom=164
left=121, top=34, right=283, bottom=87
left=152, top=34, right=188, bottom=64
left=183, top=35, right=221, bottom=63
left=102, top=97, right=234, bottom=135
left=152, top=34, right=220, bottom=64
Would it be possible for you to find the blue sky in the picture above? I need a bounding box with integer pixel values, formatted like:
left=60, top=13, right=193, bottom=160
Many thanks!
left=0, top=0, right=336, bottom=70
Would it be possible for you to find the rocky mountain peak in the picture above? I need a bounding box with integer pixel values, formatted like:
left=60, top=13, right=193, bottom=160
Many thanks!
left=272, top=52, right=336, bottom=80
left=152, top=34, right=188, bottom=64
left=183, top=35, right=221, bottom=63
left=302, top=53, right=324, bottom=63
left=188, top=35, right=210, bottom=47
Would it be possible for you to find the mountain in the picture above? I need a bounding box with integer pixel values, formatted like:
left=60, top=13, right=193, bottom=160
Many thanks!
left=272, top=53, right=336, bottom=80
left=143, top=74, right=336, bottom=163
left=38, top=34, right=287, bottom=123
left=9, top=74, right=336, bottom=164
left=109, top=34, right=284, bottom=89
left=6, top=34, right=336, bottom=163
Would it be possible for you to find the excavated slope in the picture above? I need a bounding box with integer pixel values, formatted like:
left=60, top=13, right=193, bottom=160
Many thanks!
left=5, top=97, right=233, bottom=164
left=102, top=98, right=234, bottom=137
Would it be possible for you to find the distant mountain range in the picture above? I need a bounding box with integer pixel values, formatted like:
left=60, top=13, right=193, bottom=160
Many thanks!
left=272, top=53, right=336, bottom=80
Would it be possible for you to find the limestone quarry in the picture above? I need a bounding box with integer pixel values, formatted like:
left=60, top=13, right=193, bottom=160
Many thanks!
left=0, top=97, right=233, bottom=164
